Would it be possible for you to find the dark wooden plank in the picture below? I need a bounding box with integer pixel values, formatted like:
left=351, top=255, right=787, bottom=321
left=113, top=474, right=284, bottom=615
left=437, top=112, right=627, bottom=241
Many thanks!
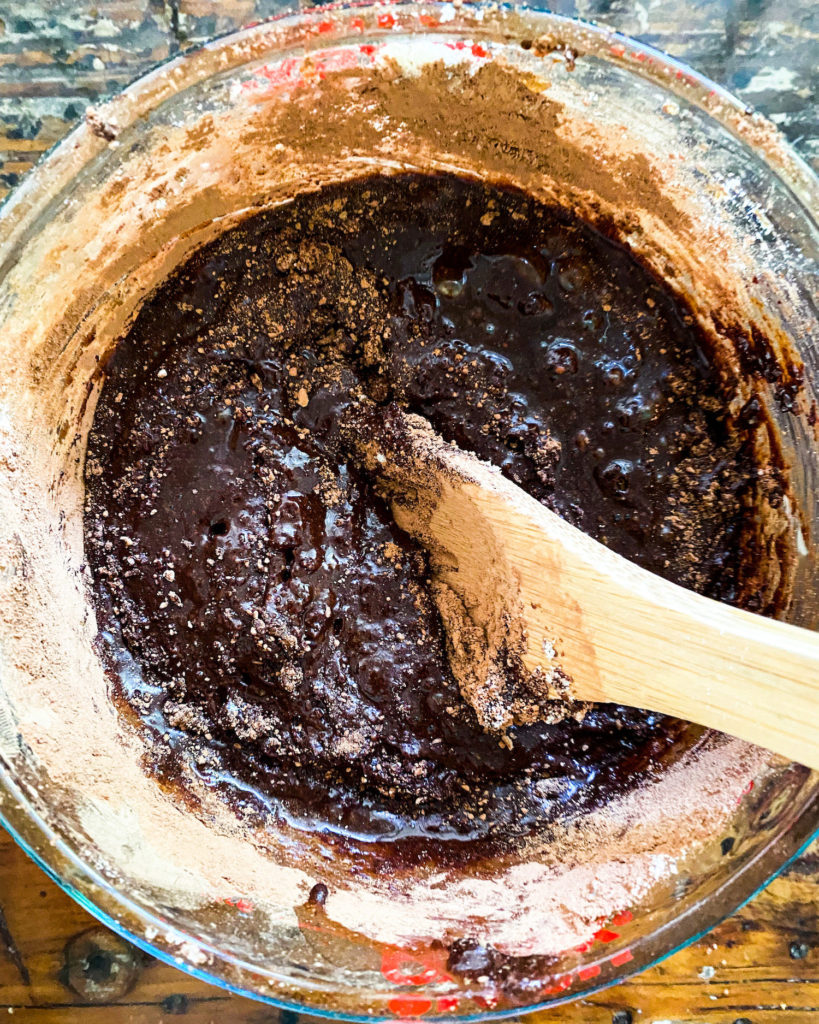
left=0, top=0, right=174, bottom=194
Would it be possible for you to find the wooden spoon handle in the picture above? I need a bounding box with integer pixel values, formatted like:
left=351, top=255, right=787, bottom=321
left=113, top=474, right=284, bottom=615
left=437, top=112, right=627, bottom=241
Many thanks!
left=461, top=460, right=819, bottom=770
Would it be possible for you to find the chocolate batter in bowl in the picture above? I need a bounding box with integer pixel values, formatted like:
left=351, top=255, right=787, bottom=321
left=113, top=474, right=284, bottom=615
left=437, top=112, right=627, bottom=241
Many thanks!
left=0, top=4, right=817, bottom=1016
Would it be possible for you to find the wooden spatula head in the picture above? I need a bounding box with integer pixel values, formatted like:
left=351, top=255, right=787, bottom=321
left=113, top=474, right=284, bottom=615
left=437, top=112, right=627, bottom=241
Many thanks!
left=357, top=410, right=819, bottom=770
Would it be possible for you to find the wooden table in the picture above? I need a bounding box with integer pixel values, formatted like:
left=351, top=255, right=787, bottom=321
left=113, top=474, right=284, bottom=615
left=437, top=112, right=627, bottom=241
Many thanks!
left=0, top=1, right=816, bottom=1021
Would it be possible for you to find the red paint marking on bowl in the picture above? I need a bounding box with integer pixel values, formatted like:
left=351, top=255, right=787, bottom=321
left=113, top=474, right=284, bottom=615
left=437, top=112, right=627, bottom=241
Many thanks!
left=381, top=947, right=450, bottom=986
left=444, top=40, right=489, bottom=60
left=221, top=896, right=254, bottom=914
left=388, top=995, right=434, bottom=1017
left=436, top=996, right=459, bottom=1013
left=474, top=993, right=500, bottom=1010
left=243, top=47, right=367, bottom=98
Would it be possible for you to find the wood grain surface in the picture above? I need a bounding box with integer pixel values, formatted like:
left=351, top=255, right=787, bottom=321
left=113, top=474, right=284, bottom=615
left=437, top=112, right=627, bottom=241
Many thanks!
left=0, top=1, right=816, bottom=1022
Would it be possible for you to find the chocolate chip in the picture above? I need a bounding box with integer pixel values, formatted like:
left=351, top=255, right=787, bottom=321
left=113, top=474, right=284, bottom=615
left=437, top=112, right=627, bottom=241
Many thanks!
left=308, top=882, right=328, bottom=907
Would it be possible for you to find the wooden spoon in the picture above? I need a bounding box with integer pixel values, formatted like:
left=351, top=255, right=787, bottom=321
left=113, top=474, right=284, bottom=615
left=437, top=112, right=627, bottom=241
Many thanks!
left=360, top=410, right=819, bottom=770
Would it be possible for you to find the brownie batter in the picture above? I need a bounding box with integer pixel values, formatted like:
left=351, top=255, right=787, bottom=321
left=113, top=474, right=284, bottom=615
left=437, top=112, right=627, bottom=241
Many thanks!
left=85, top=173, right=781, bottom=854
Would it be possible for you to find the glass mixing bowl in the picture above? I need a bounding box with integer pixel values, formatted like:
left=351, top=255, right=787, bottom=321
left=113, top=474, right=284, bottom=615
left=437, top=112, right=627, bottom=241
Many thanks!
left=0, top=3, right=817, bottom=1017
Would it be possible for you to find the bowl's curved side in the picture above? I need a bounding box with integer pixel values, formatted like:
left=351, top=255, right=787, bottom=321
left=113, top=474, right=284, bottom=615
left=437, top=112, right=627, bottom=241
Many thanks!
left=0, top=4, right=817, bottom=1017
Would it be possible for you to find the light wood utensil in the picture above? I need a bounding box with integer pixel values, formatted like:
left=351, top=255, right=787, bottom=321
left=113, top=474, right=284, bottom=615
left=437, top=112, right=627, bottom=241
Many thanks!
left=364, top=412, right=819, bottom=770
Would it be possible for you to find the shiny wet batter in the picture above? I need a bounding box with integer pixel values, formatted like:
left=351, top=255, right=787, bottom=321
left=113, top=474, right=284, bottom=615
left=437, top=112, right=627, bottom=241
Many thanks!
left=85, top=173, right=779, bottom=852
